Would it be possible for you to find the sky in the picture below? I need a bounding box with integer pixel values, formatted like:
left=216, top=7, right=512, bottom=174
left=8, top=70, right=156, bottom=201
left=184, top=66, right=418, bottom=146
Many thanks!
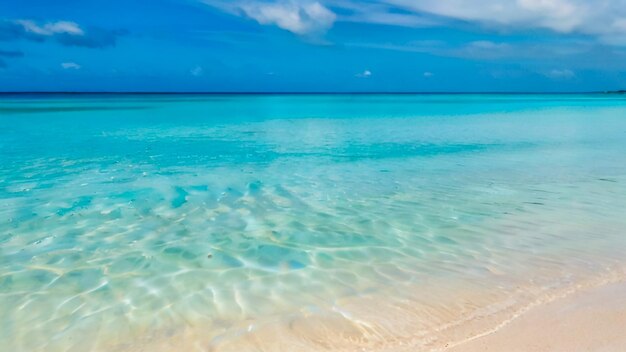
left=1, top=0, right=626, bottom=92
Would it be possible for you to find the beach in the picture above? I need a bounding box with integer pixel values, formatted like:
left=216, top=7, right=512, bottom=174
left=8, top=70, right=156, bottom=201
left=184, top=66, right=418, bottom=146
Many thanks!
left=112, top=270, right=626, bottom=351
left=449, top=281, right=626, bottom=352
left=2, top=94, right=626, bottom=351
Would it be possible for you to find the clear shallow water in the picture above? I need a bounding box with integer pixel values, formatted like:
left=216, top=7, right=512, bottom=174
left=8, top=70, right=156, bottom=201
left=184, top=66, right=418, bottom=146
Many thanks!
left=1, top=94, right=626, bottom=351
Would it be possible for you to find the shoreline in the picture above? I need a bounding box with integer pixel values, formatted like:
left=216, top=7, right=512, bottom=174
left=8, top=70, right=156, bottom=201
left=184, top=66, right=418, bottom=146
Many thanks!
left=124, top=267, right=626, bottom=352
left=447, top=280, right=626, bottom=352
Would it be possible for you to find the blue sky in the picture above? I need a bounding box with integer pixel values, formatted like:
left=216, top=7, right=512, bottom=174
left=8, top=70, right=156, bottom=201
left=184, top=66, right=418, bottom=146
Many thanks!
left=1, top=0, right=626, bottom=92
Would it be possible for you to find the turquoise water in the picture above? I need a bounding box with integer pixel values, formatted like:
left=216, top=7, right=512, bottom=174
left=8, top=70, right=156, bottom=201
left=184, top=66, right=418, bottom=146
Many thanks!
left=2, top=94, right=626, bottom=351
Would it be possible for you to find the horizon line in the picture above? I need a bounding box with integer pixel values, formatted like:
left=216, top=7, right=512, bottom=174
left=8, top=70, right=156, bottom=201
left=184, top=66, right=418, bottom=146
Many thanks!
left=1, top=91, right=625, bottom=95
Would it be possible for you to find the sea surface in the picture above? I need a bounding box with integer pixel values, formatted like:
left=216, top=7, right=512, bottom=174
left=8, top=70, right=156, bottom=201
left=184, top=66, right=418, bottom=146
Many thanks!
left=1, top=94, right=626, bottom=351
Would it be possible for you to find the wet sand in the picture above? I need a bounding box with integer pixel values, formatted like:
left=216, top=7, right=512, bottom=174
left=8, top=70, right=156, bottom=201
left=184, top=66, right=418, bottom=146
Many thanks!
left=132, top=277, right=626, bottom=352
left=448, top=281, right=626, bottom=352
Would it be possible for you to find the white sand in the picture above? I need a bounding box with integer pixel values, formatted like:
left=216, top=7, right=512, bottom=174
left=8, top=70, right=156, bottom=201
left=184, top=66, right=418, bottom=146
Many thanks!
left=447, top=281, right=626, bottom=352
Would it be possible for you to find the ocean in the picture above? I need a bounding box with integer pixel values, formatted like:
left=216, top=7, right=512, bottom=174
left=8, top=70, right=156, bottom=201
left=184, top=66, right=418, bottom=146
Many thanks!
left=1, top=93, right=626, bottom=351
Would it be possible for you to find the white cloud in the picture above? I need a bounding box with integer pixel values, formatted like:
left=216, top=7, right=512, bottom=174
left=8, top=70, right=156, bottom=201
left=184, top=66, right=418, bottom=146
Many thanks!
left=17, top=20, right=84, bottom=36
left=190, top=66, right=204, bottom=76
left=355, top=69, right=372, bottom=78
left=204, top=0, right=626, bottom=45
left=385, top=0, right=585, bottom=32
left=204, top=0, right=336, bottom=36
left=61, top=62, right=81, bottom=70
left=544, top=68, right=575, bottom=79
left=451, top=40, right=514, bottom=59
left=371, top=0, right=626, bottom=44
left=349, top=39, right=598, bottom=61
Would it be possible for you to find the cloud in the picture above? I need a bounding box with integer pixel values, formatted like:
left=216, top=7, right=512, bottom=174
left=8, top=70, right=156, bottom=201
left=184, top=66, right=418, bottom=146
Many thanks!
left=353, top=0, right=626, bottom=44
left=205, top=1, right=626, bottom=45
left=204, top=0, right=336, bottom=36
left=61, top=62, right=81, bottom=70
left=401, top=40, right=518, bottom=60
left=355, top=69, right=372, bottom=78
left=383, top=0, right=586, bottom=32
left=0, top=19, right=125, bottom=48
left=190, top=66, right=204, bottom=76
left=350, top=39, right=601, bottom=62
left=544, top=69, right=575, bottom=79
left=16, top=20, right=84, bottom=36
